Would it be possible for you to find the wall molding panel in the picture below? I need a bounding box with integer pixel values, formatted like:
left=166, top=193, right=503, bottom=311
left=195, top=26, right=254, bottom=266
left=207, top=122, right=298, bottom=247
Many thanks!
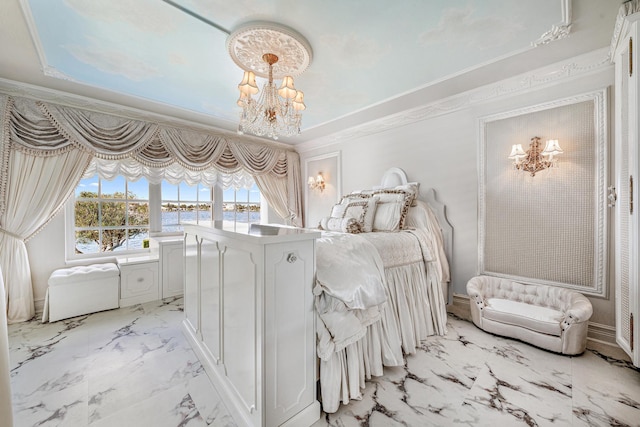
left=478, top=88, right=608, bottom=297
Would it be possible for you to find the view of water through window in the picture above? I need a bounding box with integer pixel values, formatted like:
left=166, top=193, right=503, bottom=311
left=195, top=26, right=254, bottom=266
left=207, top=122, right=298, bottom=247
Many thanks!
left=74, top=176, right=261, bottom=255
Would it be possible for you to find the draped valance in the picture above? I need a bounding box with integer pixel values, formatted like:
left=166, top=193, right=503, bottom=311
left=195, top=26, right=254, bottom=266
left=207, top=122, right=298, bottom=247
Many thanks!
left=8, top=96, right=291, bottom=176
left=0, top=93, right=303, bottom=323
left=1, top=94, right=303, bottom=224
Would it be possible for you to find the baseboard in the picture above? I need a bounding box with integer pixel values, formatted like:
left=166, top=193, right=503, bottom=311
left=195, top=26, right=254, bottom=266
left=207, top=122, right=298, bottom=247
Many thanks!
left=447, top=293, right=627, bottom=359
left=34, top=298, right=45, bottom=319
left=448, top=293, right=471, bottom=320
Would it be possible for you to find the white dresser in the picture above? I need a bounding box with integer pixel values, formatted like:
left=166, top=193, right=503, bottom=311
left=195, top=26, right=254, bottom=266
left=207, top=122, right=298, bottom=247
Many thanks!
left=182, top=223, right=320, bottom=427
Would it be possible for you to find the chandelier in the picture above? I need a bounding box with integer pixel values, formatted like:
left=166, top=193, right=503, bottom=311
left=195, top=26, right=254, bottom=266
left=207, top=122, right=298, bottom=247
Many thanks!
left=508, top=137, right=563, bottom=177
left=227, top=22, right=313, bottom=140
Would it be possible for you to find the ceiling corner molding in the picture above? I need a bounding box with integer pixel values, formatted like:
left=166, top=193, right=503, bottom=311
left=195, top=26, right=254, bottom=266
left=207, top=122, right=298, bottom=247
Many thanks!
left=532, top=0, right=572, bottom=47
left=609, top=0, right=640, bottom=61
left=42, top=65, right=79, bottom=82
left=297, top=47, right=611, bottom=153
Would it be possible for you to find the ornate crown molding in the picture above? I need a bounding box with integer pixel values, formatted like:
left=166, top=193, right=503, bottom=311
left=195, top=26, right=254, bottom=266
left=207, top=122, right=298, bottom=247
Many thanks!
left=298, top=47, right=611, bottom=152
left=609, top=0, right=640, bottom=61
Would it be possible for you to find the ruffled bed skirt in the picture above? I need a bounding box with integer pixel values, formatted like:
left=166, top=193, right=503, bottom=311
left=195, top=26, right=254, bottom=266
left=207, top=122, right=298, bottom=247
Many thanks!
left=320, top=261, right=448, bottom=413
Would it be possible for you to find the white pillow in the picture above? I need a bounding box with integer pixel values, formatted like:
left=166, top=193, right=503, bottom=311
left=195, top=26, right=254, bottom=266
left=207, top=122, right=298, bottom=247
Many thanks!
left=330, top=203, right=347, bottom=218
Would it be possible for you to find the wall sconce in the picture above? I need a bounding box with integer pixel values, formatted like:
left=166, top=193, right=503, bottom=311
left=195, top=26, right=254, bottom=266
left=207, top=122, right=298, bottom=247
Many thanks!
left=308, top=173, right=325, bottom=192
left=508, top=136, right=563, bottom=177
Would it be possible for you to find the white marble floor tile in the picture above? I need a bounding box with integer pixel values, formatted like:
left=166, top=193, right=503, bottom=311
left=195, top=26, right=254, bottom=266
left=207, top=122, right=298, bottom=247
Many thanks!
left=8, top=298, right=236, bottom=427
left=9, top=302, right=640, bottom=427
left=314, top=315, right=640, bottom=427
left=89, top=382, right=206, bottom=427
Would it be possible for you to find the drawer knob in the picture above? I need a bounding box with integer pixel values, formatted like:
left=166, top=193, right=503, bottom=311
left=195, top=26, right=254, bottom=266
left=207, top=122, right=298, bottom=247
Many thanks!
left=137, top=277, right=144, bottom=282
left=286, top=252, right=297, bottom=263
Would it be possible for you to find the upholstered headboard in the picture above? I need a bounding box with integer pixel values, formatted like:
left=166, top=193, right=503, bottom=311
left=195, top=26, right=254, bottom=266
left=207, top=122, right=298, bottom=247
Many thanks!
left=378, top=167, right=453, bottom=278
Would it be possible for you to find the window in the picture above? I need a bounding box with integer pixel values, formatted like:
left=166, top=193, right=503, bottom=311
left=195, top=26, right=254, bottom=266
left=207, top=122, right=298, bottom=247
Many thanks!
left=68, top=175, right=262, bottom=258
left=161, top=181, right=213, bottom=232
left=73, top=176, right=149, bottom=255
left=223, top=183, right=261, bottom=232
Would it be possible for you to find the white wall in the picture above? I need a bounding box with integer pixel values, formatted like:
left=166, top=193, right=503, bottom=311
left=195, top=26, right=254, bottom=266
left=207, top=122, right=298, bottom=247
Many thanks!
left=25, top=51, right=616, bottom=330
left=298, top=56, right=616, bottom=328
left=26, top=212, right=66, bottom=311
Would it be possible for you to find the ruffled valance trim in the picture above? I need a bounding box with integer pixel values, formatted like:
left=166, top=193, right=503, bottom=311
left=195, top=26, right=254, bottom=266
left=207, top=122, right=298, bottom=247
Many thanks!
left=84, top=157, right=257, bottom=190
left=7, top=96, right=293, bottom=177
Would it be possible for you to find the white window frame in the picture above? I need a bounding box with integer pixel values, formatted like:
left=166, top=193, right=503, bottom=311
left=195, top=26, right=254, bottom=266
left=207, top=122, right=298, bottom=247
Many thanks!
left=65, top=177, right=151, bottom=260
left=66, top=176, right=264, bottom=260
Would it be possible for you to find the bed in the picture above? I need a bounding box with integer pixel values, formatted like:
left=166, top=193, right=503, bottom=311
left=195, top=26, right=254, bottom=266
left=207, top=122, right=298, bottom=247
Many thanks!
left=312, top=167, right=452, bottom=413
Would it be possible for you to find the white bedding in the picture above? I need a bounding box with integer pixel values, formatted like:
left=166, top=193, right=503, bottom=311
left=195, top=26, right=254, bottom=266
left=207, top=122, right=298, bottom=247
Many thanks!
left=314, top=203, right=449, bottom=412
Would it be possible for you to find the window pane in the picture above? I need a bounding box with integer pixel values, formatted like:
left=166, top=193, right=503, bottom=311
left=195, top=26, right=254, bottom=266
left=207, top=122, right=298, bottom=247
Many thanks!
left=249, top=184, right=260, bottom=203
left=76, top=176, right=99, bottom=198
left=179, top=208, right=197, bottom=223
left=161, top=204, right=179, bottom=231
left=102, top=229, right=128, bottom=252
left=75, top=230, right=99, bottom=255
left=199, top=184, right=211, bottom=201
left=128, top=178, right=149, bottom=199
left=249, top=204, right=260, bottom=223
left=101, top=176, right=126, bottom=198
left=179, top=182, right=198, bottom=201
left=161, top=180, right=178, bottom=200
left=223, top=188, right=235, bottom=202
left=129, top=202, right=149, bottom=226
left=163, top=224, right=183, bottom=233
left=75, top=201, right=99, bottom=227
left=236, top=188, right=248, bottom=201
left=101, top=201, right=127, bottom=227
left=198, top=204, right=212, bottom=222
left=126, top=228, right=148, bottom=250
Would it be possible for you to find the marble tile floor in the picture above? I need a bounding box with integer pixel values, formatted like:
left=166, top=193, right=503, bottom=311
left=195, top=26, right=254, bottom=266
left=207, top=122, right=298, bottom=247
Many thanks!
left=8, top=298, right=640, bottom=427
left=8, top=297, right=236, bottom=427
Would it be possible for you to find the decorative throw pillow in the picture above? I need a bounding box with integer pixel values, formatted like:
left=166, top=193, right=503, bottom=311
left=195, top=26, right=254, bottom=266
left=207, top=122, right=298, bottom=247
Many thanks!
left=371, top=190, right=413, bottom=231
left=394, top=182, right=420, bottom=206
left=319, top=216, right=362, bottom=233
left=342, top=197, right=378, bottom=232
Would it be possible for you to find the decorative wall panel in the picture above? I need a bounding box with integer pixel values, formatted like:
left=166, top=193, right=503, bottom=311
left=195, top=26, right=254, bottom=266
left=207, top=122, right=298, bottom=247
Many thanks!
left=478, top=89, right=608, bottom=296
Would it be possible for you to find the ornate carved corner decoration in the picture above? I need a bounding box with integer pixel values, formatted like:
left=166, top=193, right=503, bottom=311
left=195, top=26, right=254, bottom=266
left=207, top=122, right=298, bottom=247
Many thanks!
left=532, top=0, right=572, bottom=47
left=609, top=0, right=640, bottom=62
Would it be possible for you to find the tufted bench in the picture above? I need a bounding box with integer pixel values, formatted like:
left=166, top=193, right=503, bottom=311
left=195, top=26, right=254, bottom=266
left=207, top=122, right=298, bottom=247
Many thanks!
left=466, top=275, right=593, bottom=355
left=43, top=263, right=120, bottom=322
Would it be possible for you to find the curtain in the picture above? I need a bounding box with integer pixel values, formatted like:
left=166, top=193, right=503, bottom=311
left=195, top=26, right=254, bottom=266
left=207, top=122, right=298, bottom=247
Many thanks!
left=0, top=94, right=303, bottom=323
left=0, top=265, right=13, bottom=427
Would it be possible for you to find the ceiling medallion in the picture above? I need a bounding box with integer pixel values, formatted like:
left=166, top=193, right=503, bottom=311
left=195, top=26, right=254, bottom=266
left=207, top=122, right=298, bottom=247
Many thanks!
left=227, top=22, right=313, bottom=139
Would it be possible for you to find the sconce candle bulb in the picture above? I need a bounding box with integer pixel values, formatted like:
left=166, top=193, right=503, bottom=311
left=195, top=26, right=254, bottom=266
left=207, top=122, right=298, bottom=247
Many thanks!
left=508, top=136, right=563, bottom=177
